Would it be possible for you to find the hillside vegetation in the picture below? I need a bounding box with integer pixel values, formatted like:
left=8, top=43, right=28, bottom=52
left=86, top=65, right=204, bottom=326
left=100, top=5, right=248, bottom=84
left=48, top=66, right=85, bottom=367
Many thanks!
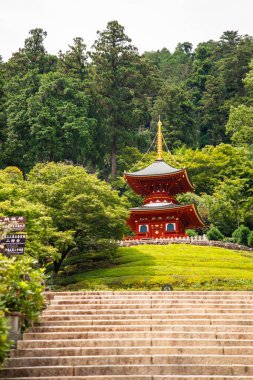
left=53, top=244, right=253, bottom=291
left=0, top=22, right=253, bottom=282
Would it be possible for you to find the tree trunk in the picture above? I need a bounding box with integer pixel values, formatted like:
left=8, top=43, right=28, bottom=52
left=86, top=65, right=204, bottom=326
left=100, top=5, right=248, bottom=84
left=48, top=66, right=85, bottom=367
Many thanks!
left=53, top=259, right=63, bottom=274
left=111, top=139, right=116, bottom=177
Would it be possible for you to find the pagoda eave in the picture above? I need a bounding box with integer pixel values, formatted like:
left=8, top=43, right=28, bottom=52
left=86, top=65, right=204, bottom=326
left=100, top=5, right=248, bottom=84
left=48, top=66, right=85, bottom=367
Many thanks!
left=124, top=169, right=194, bottom=196
left=127, top=203, right=204, bottom=231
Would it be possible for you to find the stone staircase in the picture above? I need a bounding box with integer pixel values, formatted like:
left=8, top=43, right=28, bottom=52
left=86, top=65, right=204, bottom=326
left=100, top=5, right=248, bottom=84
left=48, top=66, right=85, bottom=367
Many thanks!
left=2, top=291, right=253, bottom=379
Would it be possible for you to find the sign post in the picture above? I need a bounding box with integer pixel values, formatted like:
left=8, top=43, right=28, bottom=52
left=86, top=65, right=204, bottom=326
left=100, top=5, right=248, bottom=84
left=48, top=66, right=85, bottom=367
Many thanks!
left=0, top=217, right=26, bottom=256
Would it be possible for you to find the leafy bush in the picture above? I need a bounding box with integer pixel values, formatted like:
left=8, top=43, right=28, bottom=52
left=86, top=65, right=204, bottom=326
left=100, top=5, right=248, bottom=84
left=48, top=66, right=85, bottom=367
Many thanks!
left=248, top=231, right=253, bottom=247
left=186, top=229, right=198, bottom=237
left=232, top=225, right=251, bottom=246
left=0, top=255, right=45, bottom=329
left=207, top=226, right=224, bottom=241
left=223, top=237, right=235, bottom=243
left=0, top=310, right=12, bottom=366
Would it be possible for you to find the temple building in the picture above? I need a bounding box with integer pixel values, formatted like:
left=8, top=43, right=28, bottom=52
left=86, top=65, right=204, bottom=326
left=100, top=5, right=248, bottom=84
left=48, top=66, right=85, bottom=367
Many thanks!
left=124, top=119, right=204, bottom=239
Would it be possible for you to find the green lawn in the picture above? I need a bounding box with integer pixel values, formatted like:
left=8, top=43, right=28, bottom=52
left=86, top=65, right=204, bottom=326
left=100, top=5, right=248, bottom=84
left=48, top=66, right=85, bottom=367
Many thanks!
left=55, top=244, right=253, bottom=291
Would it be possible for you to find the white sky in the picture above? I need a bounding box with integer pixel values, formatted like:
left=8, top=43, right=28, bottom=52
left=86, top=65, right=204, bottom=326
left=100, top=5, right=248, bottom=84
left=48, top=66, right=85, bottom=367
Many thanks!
left=1, top=0, right=253, bottom=61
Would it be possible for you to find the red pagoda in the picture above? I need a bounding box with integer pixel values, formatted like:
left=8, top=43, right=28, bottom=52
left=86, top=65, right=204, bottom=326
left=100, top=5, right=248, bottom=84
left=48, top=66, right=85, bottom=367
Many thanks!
left=124, top=119, right=204, bottom=239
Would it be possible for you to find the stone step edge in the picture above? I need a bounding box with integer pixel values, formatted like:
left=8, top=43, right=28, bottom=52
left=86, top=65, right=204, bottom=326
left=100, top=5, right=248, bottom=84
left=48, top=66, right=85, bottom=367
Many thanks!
left=4, top=378, right=253, bottom=380
left=5, top=364, right=253, bottom=368
left=8, top=354, right=253, bottom=363
left=22, top=332, right=253, bottom=338
left=4, top=364, right=253, bottom=370
left=30, top=324, right=253, bottom=328
left=18, top=338, right=253, bottom=342
left=11, top=345, right=253, bottom=350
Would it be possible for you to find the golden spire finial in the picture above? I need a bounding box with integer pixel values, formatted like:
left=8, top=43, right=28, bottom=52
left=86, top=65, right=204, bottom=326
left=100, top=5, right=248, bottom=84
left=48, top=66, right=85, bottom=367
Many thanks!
left=157, top=116, right=163, bottom=160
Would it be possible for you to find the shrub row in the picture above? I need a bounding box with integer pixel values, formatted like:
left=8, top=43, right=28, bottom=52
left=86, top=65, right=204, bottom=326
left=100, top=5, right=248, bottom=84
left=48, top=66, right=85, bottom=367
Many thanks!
left=0, top=254, right=45, bottom=365
left=207, top=225, right=253, bottom=247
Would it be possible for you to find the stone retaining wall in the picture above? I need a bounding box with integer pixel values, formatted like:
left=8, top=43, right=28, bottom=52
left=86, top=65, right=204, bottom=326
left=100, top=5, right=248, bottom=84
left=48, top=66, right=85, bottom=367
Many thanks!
left=118, top=236, right=253, bottom=251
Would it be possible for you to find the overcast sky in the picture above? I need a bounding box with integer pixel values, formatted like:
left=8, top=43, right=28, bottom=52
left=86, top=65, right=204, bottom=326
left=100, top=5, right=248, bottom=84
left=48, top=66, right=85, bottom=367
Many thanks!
left=1, top=0, right=253, bottom=61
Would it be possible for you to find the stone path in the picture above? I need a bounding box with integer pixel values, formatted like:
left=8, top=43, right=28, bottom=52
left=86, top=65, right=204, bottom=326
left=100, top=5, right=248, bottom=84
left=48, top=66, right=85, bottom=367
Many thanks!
left=2, top=291, right=253, bottom=379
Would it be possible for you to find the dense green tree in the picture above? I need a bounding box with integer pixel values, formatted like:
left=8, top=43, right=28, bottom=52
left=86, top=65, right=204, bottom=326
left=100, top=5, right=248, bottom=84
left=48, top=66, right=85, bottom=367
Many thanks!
left=58, top=37, right=88, bottom=81
left=187, top=41, right=217, bottom=104
left=200, top=32, right=253, bottom=145
left=2, top=29, right=58, bottom=172
left=144, top=42, right=193, bottom=84
left=152, top=83, right=197, bottom=149
left=0, top=163, right=128, bottom=273
left=27, top=71, right=93, bottom=163
left=90, top=20, right=153, bottom=177
left=0, top=58, right=6, bottom=166
left=27, top=162, right=128, bottom=272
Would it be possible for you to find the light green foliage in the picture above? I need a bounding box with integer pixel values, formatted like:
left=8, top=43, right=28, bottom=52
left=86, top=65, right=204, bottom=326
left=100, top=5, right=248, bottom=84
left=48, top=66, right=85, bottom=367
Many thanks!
left=0, top=310, right=12, bottom=367
left=27, top=162, right=128, bottom=272
left=175, top=144, right=253, bottom=195
left=0, top=163, right=128, bottom=273
left=185, top=229, right=198, bottom=237
left=207, top=178, right=250, bottom=235
left=226, top=105, right=253, bottom=146
left=207, top=226, right=224, bottom=241
left=0, top=254, right=45, bottom=329
left=232, top=225, right=251, bottom=246
left=53, top=245, right=253, bottom=291
left=0, top=167, right=61, bottom=265
left=248, top=231, right=253, bottom=247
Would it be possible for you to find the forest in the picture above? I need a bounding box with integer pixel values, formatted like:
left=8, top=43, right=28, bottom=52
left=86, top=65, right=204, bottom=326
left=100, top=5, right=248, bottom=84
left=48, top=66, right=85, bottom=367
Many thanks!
left=0, top=21, right=253, bottom=270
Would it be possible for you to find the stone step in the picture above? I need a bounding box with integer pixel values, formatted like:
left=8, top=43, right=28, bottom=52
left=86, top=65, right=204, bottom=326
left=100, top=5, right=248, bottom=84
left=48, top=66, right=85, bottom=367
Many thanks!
left=3, top=364, right=253, bottom=377
left=50, top=299, right=253, bottom=304
left=5, top=377, right=253, bottom=380
left=11, top=346, right=253, bottom=357
left=42, top=308, right=253, bottom=315
left=45, top=290, right=253, bottom=297
left=17, top=338, right=253, bottom=349
left=52, top=294, right=253, bottom=298
left=5, top=291, right=253, bottom=379
left=28, top=325, right=253, bottom=333
left=46, top=304, right=253, bottom=310
left=39, top=313, right=253, bottom=321
left=22, top=331, right=253, bottom=340
left=38, top=319, right=253, bottom=326
left=7, top=354, right=253, bottom=367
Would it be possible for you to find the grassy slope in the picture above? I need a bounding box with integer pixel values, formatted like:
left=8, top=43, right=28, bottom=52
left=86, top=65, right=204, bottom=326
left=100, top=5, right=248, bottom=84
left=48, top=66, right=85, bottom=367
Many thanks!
left=56, top=244, right=253, bottom=291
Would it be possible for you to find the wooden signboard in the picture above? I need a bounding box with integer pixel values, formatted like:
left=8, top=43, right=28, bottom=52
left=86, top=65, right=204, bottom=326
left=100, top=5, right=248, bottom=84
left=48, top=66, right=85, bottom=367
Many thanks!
left=0, top=216, right=26, bottom=232
left=0, top=217, right=26, bottom=255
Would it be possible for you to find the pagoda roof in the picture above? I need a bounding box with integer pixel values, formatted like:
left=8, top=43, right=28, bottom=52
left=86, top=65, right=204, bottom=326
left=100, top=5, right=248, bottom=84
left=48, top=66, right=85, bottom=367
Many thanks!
left=128, top=202, right=204, bottom=229
left=124, top=160, right=194, bottom=196
left=125, top=160, right=181, bottom=177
